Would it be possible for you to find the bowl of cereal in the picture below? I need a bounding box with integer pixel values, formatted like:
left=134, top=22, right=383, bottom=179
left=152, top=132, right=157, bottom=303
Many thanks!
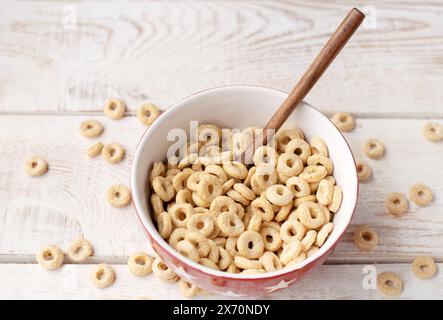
left=131, top=85, right=358, bottom=296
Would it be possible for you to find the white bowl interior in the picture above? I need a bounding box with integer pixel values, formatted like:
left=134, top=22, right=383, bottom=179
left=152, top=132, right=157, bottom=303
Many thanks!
left=131, top=86, right=358, bottom=279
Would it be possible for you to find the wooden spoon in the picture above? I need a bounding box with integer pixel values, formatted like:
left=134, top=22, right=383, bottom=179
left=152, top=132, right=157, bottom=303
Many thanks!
left=242, top=8, right=365, bottom=163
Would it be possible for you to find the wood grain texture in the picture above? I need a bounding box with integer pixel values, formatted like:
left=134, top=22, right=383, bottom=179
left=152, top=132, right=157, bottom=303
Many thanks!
left=0, top=0, right=442, bottom=116
left=1, top=115, right=442, bottom=262
left=0, top=263, right=441, bottom=299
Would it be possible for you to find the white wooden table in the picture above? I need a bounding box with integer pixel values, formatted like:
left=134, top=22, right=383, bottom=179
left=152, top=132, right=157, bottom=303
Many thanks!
left=0, top=0, right=442, bottom=299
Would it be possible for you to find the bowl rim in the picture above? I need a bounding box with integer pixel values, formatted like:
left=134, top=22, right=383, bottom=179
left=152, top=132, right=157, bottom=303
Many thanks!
left=131, top=85, right=359, bottom=280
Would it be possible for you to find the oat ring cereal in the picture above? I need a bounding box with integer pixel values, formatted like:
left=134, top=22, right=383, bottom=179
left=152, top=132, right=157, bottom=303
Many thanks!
left=247, top=213, right=262, bottom=232
left=285, top=138, right=311, bottom=163
left=385, top=193, right=409, bottom=216
left=277, top=153, right=304, bottom=177
left=223, top=161, right=248, bottom=179
left=186, top=231, right=210, bottom=257
left=412, top=255, right=437, bottom=279
left=301, top=230, right=317, bottom=252
left=316, top=179, right=334, bottom=206
left=205, top=164, right=228, bottom=183
left=152, top=176, right=175, bottom=202
left=157, top=211, right=172, bottom=239
left=251, top=197, right=274, bottom=222
left=36, top=245, right=64, bottom=270
left=280, top=219, right=306, bottom=242
left=207, top=239, right=220, bottom=262
left=209, top=196, right=237, bottom=216
left=186, top=213, right=214, bottom=237
left=79, top=119, right=104, bottom=138
left=179, top=279, right=199, bottom=298
left=328, top=186, right=342, bottom=213
left=362, top=138, right=385, bottom=159
left=217, top=212, right=245, bottom=237
left=299, top=165, right=327, bottom=183
left=276, top=127, right=304, bottom=153
left=217, top=247, right=232, bottom=270
left=260, top=226, right=282, bottom=252
left=307, top=154, right=333, bottom=175
left=234, top=255, right=262, bottom=270
left=237, top=231, right=264, bottom=259
left=127, top=252, right=154, bottom=276
left=169, top=203, right=193, bottom=228
left=137, top=103, right=161, bottom=126
left=197, top=174, right=223, bottom=203
left=309, top=137, right=329, bottom=157
left=233, top=183, right=256, bottom=201
left=253, top=146, right=278, bottom=167
left=25, top=156, right=48, bottom=177
left=286, top=176, right=310, bottom=198
left=172, top=171, right=192, bottom=193
left=102, top=143, right=125, bottom=164
left=356, top=161, right=372, bottom=182
left=87, top=142, right=104, bottom=158
left=151, top=194, right=164, bottom=217
left=265, top=184, right=294, bottom=206
left=226, top=189, right=250, bottom=206
left=315, top=222, right=333, bottom=247
left=67, top=239, right=94, bottom=262
left=168, top=228, right=188, bottom=249
left=176, top=240, right=200, bottom=262
left=353, top=226, right=378, bottom=251
left=90, top=263, right=115, bottom=288
left=422, top=122, right=443, bottom=142
left=296, top=201, right=325, bottom=229
left=377, top=272, right=403, bottom=296
left=104, top=99, right=125, bottom=119
left=280, top=239, right=302, bottom=265
left=259, top=252, right=283, bottom=272
left=152, top=258, right=177, bottom=281
left=274, top=204, right=292, bottom=222
left=106, top=184, right=131, bottom=208
left=195, top=124, right=222, bottom=146
left=330, top=112, right=355, bottom=132
left=409, top=183, right=433, bottom=207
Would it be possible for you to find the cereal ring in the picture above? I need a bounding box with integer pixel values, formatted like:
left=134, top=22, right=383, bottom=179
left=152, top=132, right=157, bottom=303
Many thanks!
left=25, top=156, right=48, bottom=177
left=225, top=236, right=238, bottom=257
left=214, top=237, right=227, bottom=248
left=218, top=247, right=232, bottom=270
left=356, top=161, right=372, bottom=182
left=331, top=112, right=355, bottom=132
left=106, top=184, right=131, bottom=207
left=284, top=252, right=306, bottom=267
left=276, top=127, right=304, bottom=153
left=260, top=227, right=282, bottom=252
left=222, top=161, right=248, bottom=179
left=321, top=205, right=331, bottom=223
left=274, top=204, right=292, bottom=222
left=176, top=189, right=194, bottom=206
left=325, top=175, right=336, bottom=185
left=328, top=186, right=342, bottom=213
left=309, top=181, right=320, bottom=194
left=234, top=255, right=262, bottom=269
left=296, top=201, right=325, bottom=229
left=244, top=166, right=256, bottom=187
left=90, top=263, right=115, bottom=288
left=192, top=192, right=210, bottom=208
left=254, top=164, right=278, bottom=189
left=233, top=183, right=255, bottom=201
left=377, top=272, right=403, bottom=296
left=422, top=122, right=443, bottom=142
left=253, top=146, right=277, bottom=167
left=277, top=153, right=304, bottom=177
left=186, top=213, right=214, bottom=237
left=235, top=203, right=245, bottom=219
left=87, top=142, right=104, bottom=157
left=172, top=171, right=192, bottom=193
left=293, top=195, right=317, bottom=208
left=247, top=214, right=262, bottom=232
left=186, top=172, right=205, bottom=191
left=217, top=212, right=245, bottom=237
left=152, top=176, right=175, bottom=202
left=196, top=174, right=222, bottom=203
left=409, top=183, right=433, bottom=207
left=176, top=240, right=200, bottom=262
left=280, top=220, right=306, bottom=243
left=79, top=119, right=104, bottom=138
left=205, top=164, right=228, bottom=183
left=286, top=176, right=310, bottom=198
left=157, top=211, right=172, bottom=239
left=127, top=252, right=153, bottom=276
left=36, top=245, right=64, bottom=270
left=306, top=246, right=319, bottom=258
left=412, top=256, right=437, bottom=279
left=210, top=196, right=237, bottom=216
left=265, top=184, right=293, bottom=206
left=165, top=168, right=181, bottom=178
left=137, top=103, right=161, bottom=126
left=186, top=231, right=210, bottom=257
left=179, top=279, right=199, bottom=298
left=251, top=197, right=274, bottom=222
left=385, top=193, right=409, bottom=216
left=299, top=165, right=327, bottom=183
left=195, top=124, right=222, bottom=147
left=301, top=230, right=317, bottom=252
left=226, top=189, right=250, bottom=206
left=222, top=178, right=235, bottom=194
left=200, top=258, right=219, bottom=270
left=169, top=203, right=193, bottom=228
left=67, top=239, right=94, bottom=262
left=102, top=143, right=125, bottom=164
left=178, top=153, right=199, bottom=170
left=152, top=258, right=177, bottom=281
left=226, top=263, right=239, bottom=273
left=362, top=139, right=385, bottom=159
left=315, top=222, right=333, bottom=246
left=286, top=138, right=311, bottom=163
left=261, top=221, right=281, bottom=231
left=151, top=193, right=164, bottom=216
left=316, top=179, right=334, bottom=206
left=280, top=239, right=302, bottom=265
left=207, top=239, right=220, bottom=263
left=309, top=137, right=329, bottom=157
left=168, top=228, right=188, bottom=249
left=237, top=231, right=264, bottom=259
left=354, top=226, right=378, bottom=251
left=307, top=154, right=333, bottom=175
left=259, top=252, right=282, bottom=272
left=104, top=99, right=125, bottom=119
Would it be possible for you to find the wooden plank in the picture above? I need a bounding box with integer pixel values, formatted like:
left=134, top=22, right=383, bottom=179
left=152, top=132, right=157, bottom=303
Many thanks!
left=0, top=0, right=442, bottom=116
left=0, top=115, right=442, bottom=262
left=0, top=262, right=441, bottom=299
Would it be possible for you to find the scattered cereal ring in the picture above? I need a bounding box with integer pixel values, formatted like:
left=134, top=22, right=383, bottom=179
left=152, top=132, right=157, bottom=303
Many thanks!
left=353, top=226, right=378, bottom=251
left=102, top=143, right=125, bottom=164
left=157, top=211, right=172, bottom=239
left=296, top=201, right=325, bottom=229
left=377, top=272, right=403, bottom=296
left=25, top=156, right=48, bottom=177
left=422, top=122, right=443, bottom=142
left=127, top=252, right=154, bottom=276
left=137, top=103, right=161, bottom=126
left=280, top=239, right=302, bottom=265
left=79, top=119, right=104, bottom=138
left=104, top=99, right=125, bottom=120
left=265, top=184, right=294, bottom=206
left=217, top=212, right=245, bottom=237
left=328, top=186, right=342, bottom=213
left=409, top=183, right=433, bottom=207
left=356, top=161, right=372, bottom=182
left=152, top=258, right=177, bottom=281
left=36, top=245, right=64, bottom=270
left=385, top=192, right=409, bottom=216
left=67, top=239, right=94, bottom=262
left=259, top=252, right=282, bottom=272
left=309, top=137, right=328, bottom=157
left=362, top=139, right=385, bottom=159
left=316, top=179, right=334, bottom=206
left=331, top=112, right=355, bottom=132
left=179, top=279, right=199, bottom=298
left=87, top=142, right=104, bottom=157
left=411, top=255, right=437, bottom=279
left=260, top=226, right=282, bottom=252
left=176, top=240, right=200, bottom=262
left=234, top=255, right=262, bottom=269
left=286, top=138, right=311, bottom=163
left=315, top=222, right=333, bottom=247
left=106, top=184, right=131, bottom=207
left=237, top=231, right=264, bottom=259
left=90, top=263, right=115, bottom=288
left=280, top=219, right=306, bottom=243
left=169, top=203, right=193, bottom=228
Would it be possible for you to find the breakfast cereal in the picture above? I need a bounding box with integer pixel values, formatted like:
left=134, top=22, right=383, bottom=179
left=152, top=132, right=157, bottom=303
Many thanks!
left=409, top=183, right=433, bottom=207
left=353, top=226, right=378, bottom=251
left=104, top=99, right=125, bottom=120
left=102, top=142, right=125, bottom=164
left=79, top=119, right=104, bottom=138
left=106, top=184, right=131, bottom=208
left=25, top=156, right=48, bottom=177
left=137, top=103, right=161, bottom=126
left=412, top=255, right=437, bottom=279
left=356, top=160, right=372, bottom=182
left=362, top=139, right=385, bottom=159
left=87, top=142, right=104, bottom=157
left=67, top=239, right=94, bottom=262
left=422, top=122, right=443, bottom=142
left=127, top=252, right=154, bottom=276
left=331, top=112, right=355, bottom=132
left=36, top=245, right=64, bottom=270
left=90, top=263, right=115, bottom=288
left=385, top=192, right=409, bottom=216
left=152, top=257, right=177, bottom=281
left=377, top=272, right=403, bottom=296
